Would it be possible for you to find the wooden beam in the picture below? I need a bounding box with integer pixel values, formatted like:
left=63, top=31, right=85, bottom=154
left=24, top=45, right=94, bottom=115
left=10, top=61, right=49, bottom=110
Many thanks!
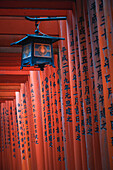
left=0, top=98, right=15, bottom=103
left=0, top=75, right=28, bottom=83
left=0, top=9, right=67, bottom=17
left=0, top=35, right=23, bottom=47
left=0, top=55, right=21, bottom=67
left=0, top=66, right=40, bottom=71
left=0, top=47, right=22, bottom=53
left=0, top=60, right=21, bottom=66
left=0, top=88, right=20, bottom=92
left=0, top=92, right=15, bottom=97
left=0, top=18, right=59, bottom=35
left=0, top=53, right=21, bottom=57
left=0, top=85, right=20, bottom=92
left=0, top=85, right=20, bottom=89
left=0, top=83, right=21, bottom=86
left=0, top=1, right=73, bottom=10
left=0, top=71, right=29, bottom=75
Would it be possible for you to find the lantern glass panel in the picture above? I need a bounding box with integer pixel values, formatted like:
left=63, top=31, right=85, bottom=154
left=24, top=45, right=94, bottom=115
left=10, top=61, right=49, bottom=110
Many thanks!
left=34, top=43, right=52, bottom=58
left=22, top=43, right=31, bottom=59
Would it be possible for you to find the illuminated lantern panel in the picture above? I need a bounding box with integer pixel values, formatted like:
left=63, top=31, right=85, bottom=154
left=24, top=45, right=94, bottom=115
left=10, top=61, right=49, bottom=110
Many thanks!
left=11, top=28, right=64, bottom=71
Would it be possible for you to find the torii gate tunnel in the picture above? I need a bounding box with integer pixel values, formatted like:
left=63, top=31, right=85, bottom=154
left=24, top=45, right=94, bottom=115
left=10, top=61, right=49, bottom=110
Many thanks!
left=0, top=0, right=113, bottom=170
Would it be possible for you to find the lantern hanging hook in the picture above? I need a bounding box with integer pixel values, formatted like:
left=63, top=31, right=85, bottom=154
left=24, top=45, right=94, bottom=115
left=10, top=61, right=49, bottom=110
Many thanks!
left=34, top=20, right=47, bottom=36
left=25, top=16, right=67, bottom=35
left=35, top=21, right=41, bottom=34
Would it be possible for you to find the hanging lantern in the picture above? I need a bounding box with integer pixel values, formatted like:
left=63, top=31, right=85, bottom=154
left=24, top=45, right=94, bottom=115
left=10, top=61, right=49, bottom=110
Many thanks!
left=11, top=16, right=66, bottom=71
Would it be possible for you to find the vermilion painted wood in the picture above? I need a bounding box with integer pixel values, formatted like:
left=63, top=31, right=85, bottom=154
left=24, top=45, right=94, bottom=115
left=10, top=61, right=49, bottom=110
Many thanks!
left=16, top=92, right=28, bottom=170
left=53, top=54, right=65, bottom=170
left=29, top=71, right=45, bottom=170
left=0, top=71, right=29, bottom=75
left=0, top=53, right=21, bottom=57
left=0, top=1, right=113, bottom=169
left=75, top=0, right=95, bottom=169
left=0, top=104, right=2, bottom=170
left=11, top=100, right=19, bottom=170
left=3, top=102, right=9, bottom=170
left=0, top=92, right=15, bottom=97
left=0, top=1, right=73, bottom=10
left=95, top=0, right=113, bottom=169
left=107, top=0, right=113, bottom=43
left=58, top=20, right=75, bottom=170
left=0, top=66, right=41, bottom=71
left=0, top=83, right=20, bottom=86
left=0, top=84, right=20, bottom=92
left=0, top=9, right=67, bottom=17
left=0, top=61, right=21, bottom=67
left=49, top=66, right=58, bottom=170
left=103, top=0, right=113, bottom=92
left=66, top=10, right=83, bottom=170
left=50, top=64, right=61, bottom=170
left=20, top=84, right=31, bottom=170
left=0, top=97, right=15, bottom=100
left=87, top=0, right=110, bottom=169
left=4, top=102, right=10, bottom=170
left=83, top=1, right=102, bottom=169
left=0, top=19, right=59, bottom=35
left=47, top=62, right=64, bottom=170
left=0, top=90, right=19, bottom=92
left=103, top=1, right=113, bottom=166
left=47, top=66, right=57, bottom=170
left=1, top=103, right=6, bottom=170
left=0, top=75, right=28, bottom=83
left=53, top=55, right=65, bottom=170
left=7, top=101, right=16, bottom=170
left=12, top=99, right=22, bottom=170
left=8, top=101, right=14, bottom=170
left=20, top=83, right=32, bottom=170
left=41, top=67, right=54, bottom=170
left=40, top=71, right=49, bottom=170
left=72, top=7, right=88, bottom=170
left=25, top=80, right=38, bottom=170
left=0, top=104, right=3, bottom=170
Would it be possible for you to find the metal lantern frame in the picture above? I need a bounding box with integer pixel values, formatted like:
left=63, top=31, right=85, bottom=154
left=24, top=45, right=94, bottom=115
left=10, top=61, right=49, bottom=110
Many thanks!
left=11, top=16, right=66, bottom=71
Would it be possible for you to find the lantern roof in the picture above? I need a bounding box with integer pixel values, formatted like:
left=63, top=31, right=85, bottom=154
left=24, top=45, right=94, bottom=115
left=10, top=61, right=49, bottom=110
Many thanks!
left=11, top=34, right=65, bottom=46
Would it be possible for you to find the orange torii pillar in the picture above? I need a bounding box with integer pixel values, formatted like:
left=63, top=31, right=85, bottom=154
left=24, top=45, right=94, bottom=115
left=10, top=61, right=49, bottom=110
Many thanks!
left=58, top=20, right=75, bottom=170
left=29, top=71, right=45, bottom=170
left=66, top=10, right=83, bottom=170
left=0, top=104, right=3, bottom=170
left=11, top=99, right=22, bottom=170
left=16, top=92, right=28, bottom=170
left=5, top=100, right=14, bottom=170
left=1, top=104, right=4, bottom=170
left=72, top=8, right=88, bottom=170
left=74, top=0, right=95, bottom=169
left=95, top=0, right=113, bottom=168
left=4, top=101, right=13, bottom=170
left=50, top=55, right=65, bottom=170
left=1, top=103, right=7, bottom=170
left=83, top=1, right=102, bottom=169
left=40, top=71, right=50, bottom=170
left=25, top=80, right=38, bottom=170
left=41, top=66, right=55, bottom=170
left=87, top=0, right=110, bottom=169
left=8, top=100, right=16, bottom=170
left=53, top=55, right=65, bottom=170
left=20, top=83, right=32, bottom=170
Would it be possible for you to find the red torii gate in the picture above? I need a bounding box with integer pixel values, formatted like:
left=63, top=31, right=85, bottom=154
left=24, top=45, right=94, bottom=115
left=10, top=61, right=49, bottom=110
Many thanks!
left=0, top=0, right=113, bottom=170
